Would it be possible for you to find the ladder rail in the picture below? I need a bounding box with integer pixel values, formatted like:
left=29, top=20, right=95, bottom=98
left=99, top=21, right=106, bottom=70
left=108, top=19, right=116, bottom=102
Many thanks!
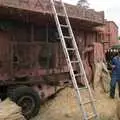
left=60, top=1, right=98, bottom=118
left=50, top=0, right=88, bottom=119
left=60, top=1, right=88, bottom=85
left=50, top=0, right=99, bottom=120
left=50, top=0, right=80, bottom=90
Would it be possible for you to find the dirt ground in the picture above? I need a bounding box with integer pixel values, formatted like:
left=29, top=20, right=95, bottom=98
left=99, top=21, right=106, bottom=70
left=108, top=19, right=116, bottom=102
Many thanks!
left=31, top=85, right=119, bottom=120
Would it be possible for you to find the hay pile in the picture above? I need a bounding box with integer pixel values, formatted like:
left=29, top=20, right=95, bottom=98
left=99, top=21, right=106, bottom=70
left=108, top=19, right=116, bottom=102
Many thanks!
left=94, top=62, right=111, bottom=93
left=32, top=62, right=118, bottom=120
left=0, top=98, right=26, bottom=120
left=32, top=87, right=118, bottom=120
left=116, top=100, right=120, bottom=119
left=32, top=87, right=82, bottom=120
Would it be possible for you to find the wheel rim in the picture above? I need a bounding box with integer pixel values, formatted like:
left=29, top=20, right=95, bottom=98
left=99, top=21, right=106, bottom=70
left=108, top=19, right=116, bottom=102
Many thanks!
left=17, top=96, right=35, bottom=116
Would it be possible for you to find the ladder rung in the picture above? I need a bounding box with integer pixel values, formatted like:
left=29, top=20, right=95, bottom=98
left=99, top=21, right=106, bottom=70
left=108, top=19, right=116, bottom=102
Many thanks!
left=78, top=87, right=88, bottom=90
left=87, top=113, right=97, bottom=119
left=64, top=36, right=72, bottom=39
left=82, top=100, right=96, bottom=105
left=51, top=0, right=98, bottom=118
left=67, top=48, right=75, bottom=51
left=57, top=36, right=72, bottom=40
left=71, top=61, right=80, bottom=64
left=82, top=101, right=92, bottom=105
left=60, top=24, right=69, bottom=28
left=75, top=73, right=82, bottom=77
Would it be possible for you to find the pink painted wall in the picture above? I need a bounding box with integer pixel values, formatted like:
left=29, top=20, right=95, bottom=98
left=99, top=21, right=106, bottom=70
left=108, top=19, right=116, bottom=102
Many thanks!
left=95, top=21, right=118, bottom=52
left=103, top=21, right=118, bottom=51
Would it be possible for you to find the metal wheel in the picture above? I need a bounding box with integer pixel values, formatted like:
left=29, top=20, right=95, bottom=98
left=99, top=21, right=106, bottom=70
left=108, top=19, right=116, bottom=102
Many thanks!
left=8, top=86, right=40, bottom=119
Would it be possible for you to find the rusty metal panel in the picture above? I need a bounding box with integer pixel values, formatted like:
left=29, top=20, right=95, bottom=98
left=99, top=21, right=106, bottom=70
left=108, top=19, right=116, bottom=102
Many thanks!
left=85, top=32, right=97, bottom=46
left=0, top=31, right=11, bottom=75
left=0, top=18, right=104, bottom=83
left=75, top=31, right=85, bottom=55
left=0, top=0, right=104, bottom=24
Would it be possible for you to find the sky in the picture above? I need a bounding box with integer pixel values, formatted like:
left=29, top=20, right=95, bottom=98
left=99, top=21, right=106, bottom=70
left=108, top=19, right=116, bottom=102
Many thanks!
left=63, top=0, right=120, bottom=32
